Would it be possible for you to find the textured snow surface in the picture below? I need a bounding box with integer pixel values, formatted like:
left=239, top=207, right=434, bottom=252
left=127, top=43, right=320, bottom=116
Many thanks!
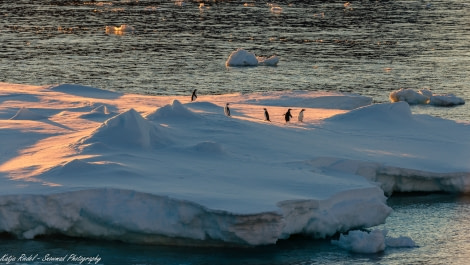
left=0, top=82, right=468, bottom=246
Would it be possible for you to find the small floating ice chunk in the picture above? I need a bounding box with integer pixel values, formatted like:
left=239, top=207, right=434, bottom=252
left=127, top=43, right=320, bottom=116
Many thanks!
left=105, top=24, right=135, bottom=35
left=429, top=94, right=465, bottom=106
left=418, top=88, right=433, bottom=99
left=257, top=55, right=280, bottom=66
left=226, top=49, right=259, bottom=66
left=389, top=88, right=465, bottom=107
left=332, top=229, right=417, bottom=253
left=389, top=88, right=429, bottom=105
left=331, top=229, right=386, bottom=254
left=174, top=0, right=186, bottom=7
left=270, top=5, right=282, bottom=14
left=226, top=48, right=279, bottom=67
left=199, top=3, right=209, bottom=10
left=385, top=235, right=417, bottom=248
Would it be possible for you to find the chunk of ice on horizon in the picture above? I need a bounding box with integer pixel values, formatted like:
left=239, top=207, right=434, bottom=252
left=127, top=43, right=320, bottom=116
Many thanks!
left=226, top=48, right=279, bottom=67
left=389, top=88, right=465, bottom=106
left=105, top=24, right=135, bottom=35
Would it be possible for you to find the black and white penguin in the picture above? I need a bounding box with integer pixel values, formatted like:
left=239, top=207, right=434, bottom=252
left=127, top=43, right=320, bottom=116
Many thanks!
left=263, top=108, right=270, bottom=122
left=298, top=109, right=305, bottom=122
left=191, top=89, right=197, bottom=101
left=284, top=108, right=292, bottom=123
left=224, top=103, right=231, bottom=117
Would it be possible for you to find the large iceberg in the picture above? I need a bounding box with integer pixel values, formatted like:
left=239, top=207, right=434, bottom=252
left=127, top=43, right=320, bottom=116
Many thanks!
left=0, top=83, right=469, bottom=246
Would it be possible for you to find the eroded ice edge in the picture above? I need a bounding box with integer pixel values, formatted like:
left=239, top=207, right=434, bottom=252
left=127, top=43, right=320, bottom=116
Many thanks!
left=0, top=83, right=468, bottom=248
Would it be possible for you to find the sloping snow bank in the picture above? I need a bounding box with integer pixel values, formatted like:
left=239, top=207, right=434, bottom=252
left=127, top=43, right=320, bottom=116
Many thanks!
left=0, top=188, right=390, bottom=246
left=75, top=108, right=172, bottom=150
left=241, top=90, right=372, bottom=110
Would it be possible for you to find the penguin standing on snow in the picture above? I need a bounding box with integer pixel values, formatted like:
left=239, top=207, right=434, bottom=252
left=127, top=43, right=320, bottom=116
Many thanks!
left=191, top=89, right=198, bottom=101
left=263, top=108, right=270, bottom=122
left=298, top=109, right=305, bottom=122
left=284, top=108, right=293, bottom=123
left=224, top=103, right=231, bottom=117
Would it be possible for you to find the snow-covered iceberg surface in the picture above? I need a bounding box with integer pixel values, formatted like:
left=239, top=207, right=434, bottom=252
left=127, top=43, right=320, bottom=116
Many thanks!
left=225, top=48, right=279, bottom=67
left=390, top=88, right=465, bottom=106
left=0, top=83, right=469, bottom=246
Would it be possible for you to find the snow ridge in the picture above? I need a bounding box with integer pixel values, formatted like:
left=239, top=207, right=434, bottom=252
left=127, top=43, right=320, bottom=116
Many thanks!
left=10, top=107, right=47, bottom=120
left=146, top=99, right=200, bottom=121
left=76, top=108, right=171, bottom=150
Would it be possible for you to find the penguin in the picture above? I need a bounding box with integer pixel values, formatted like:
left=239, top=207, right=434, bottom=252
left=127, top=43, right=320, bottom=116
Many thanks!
left=298, top=109, right=305, bottom=122
left=284, top=108, right=292, bottom=123
left=191, top=89, right=197, bottom=101
left=263, top=108, right=270, bottom=122
left=224, top=103, right=231, bottom=117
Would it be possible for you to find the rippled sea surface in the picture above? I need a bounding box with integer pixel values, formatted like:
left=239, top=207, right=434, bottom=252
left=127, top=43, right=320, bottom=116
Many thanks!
left=1, top=0, right=469, bottom=120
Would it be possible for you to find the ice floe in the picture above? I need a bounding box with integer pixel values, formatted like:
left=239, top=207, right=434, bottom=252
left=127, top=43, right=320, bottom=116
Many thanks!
left=0, top=83, right=468, bottom=246
left=226, top=48, right=279, bottom=67
left=390, top=88, right=465, bottom=106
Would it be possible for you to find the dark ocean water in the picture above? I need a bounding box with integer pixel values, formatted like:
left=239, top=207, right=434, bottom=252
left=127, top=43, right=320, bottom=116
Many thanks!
left=1, top=1, right=470, bottom=264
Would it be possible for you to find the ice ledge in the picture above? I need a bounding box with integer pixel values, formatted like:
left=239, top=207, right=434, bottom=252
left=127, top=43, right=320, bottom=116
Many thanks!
left=307, top=157, right=470, bottom=196
left=0, top=187, right=390, bottom=246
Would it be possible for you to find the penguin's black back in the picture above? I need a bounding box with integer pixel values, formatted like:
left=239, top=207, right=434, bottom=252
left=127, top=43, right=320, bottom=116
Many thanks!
left=285, top=109, right=292, bottom=122
left=264, top=109, right=270, bottom=121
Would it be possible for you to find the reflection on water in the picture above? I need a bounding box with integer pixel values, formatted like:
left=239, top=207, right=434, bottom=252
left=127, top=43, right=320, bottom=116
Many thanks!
left=378, top=194, right=470, bottom=265
left=1, top=1, right=469, bottom=119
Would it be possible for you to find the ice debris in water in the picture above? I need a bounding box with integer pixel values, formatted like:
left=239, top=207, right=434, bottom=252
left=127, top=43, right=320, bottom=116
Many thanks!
left=331, top=229, right=416, bottom=254
left=390, top=88, right=465, bottom=106
left=105, top=24, right=135, bottom=35
left=226, top=48, right=279, bottom=67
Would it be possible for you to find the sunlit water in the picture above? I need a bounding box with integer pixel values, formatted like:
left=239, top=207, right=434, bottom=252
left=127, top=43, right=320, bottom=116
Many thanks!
left=1, top=1, right=470, bottom=264
left=1, top=0, right=469, bottom=121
